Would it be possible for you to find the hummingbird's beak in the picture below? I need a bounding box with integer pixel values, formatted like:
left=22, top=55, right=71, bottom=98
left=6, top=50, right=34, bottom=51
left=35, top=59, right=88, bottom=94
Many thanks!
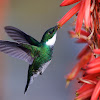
left=54, top=25, right=60, bottom=31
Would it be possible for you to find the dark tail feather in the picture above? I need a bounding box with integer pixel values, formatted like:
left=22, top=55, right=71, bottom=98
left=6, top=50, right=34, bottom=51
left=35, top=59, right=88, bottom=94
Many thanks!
left=24, top=64, right=34, bottom=94
left=24, top=64, right=40, bottom=94
left=24, top=81, right=29, bottom=94
left=24, top=77, right=32, bottom=94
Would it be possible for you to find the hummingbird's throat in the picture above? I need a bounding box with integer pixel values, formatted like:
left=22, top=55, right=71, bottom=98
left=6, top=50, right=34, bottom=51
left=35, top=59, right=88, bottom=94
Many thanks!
left=46, top=33, right=57, bottom=46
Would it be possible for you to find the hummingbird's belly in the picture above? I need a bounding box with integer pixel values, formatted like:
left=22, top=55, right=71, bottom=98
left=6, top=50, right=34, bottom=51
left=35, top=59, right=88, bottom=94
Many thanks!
left=32, top=60, right=51, bottom=78
left=40, top=60, right=51, bottom=74
left=33, top=54, right=51, bottom=71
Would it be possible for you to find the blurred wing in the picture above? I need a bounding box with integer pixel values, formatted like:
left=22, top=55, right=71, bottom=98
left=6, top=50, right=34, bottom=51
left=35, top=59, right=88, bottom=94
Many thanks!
left=0, top=40, right=34, bottom=64
left=5, top=26, right=40, bottom=46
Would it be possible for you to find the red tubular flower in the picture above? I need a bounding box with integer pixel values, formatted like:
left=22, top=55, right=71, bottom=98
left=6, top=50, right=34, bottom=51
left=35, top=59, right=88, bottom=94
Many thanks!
left=76, top=84, right=95, bottom=95
left=91, top=80, right=100, bottom=100
left=68, top=29, right=90, bottom=39
left=84, top=0, right=91, bottom=29
left=69, top=29, right=91, bottom=43
left=65, top=52, right=92, bottom=87
left=60, top=0, right=80, bottom=6
left=81, top=73, right=100, bottom=80
left=58, top=0, right=100, bottom=99
left=97, top=34, right=100, bottom=39
left=75, top=0, right=85, bottom=35
left=77, top=45, right=90, bottom=59
left=75, top=39, right=87, bottom=43
left=80, top=29, right=90, bottom=36
left=75, top=88, right=94, bottom=100
left=89, top=56, right=100, bottom=64
left=57, top=2, right=81, bottom=27
left=87, top=62, right=100, bottom=68
left=86, top=66, right=100, bottom=74
left=93, top=49, right=100, bottom=54
left=68, top=30, right=76, bottom=38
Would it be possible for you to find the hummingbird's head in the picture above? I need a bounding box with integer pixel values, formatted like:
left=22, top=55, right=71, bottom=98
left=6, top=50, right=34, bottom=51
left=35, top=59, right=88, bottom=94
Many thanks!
left=41, top=25, right=59, bottom=46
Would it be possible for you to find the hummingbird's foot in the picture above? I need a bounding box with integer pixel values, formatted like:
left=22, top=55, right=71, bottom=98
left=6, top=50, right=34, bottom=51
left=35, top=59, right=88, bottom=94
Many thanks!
left=38, top=67, right=43, bottom=75
left=40, top=72, right=42, bottom=75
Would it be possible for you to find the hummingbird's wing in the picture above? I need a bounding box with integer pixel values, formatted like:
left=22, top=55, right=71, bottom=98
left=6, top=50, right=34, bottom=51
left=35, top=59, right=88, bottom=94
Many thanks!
left=0, top=40, right=34, bottom=64
left=4, top=26, right=40, bottom=46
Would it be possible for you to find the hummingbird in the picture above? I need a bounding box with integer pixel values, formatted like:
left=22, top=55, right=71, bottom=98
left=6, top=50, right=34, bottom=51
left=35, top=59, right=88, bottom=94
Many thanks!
left=0, top=25, right=59, bottom=94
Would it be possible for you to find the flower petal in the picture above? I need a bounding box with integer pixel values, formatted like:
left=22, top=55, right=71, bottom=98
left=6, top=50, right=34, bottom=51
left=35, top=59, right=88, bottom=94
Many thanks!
left=75, top=0, right=85, bottom=35
left=68, top=30, right=76, bottom=38
left=80, top=29, right=90, bottom=36
left=86, top=67, right=100, bottom=74
left=84, top=0, right=91, bottom=29
left=76, top=83, right=95, bottom=95
left=97, top=34, right=100, bottom=39
left=89, top=57, right=100, bottom=64
left=91, top=80, right=100, bottom=100
left=87, top=62, right=100, bottom=68
left=93, top=49, right=100, bottom=54
left=57, top=2, right=81, bottom=27
left=60, top=0, right=80, bottom=6
left=75, top=39, right=87, bottom=43
left=77, top=45, right=90, bottom=59
left=75, top=88, right=94, bottom=100
left=65, top=52, right=92, bottom=86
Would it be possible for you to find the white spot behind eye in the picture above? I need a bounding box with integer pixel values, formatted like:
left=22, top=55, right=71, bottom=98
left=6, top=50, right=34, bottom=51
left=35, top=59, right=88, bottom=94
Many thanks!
left=46, top=32, right=57, bottom=46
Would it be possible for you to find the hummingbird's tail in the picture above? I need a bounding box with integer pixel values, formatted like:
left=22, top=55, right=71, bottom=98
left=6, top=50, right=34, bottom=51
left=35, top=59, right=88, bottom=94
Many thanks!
left=24, top=64, right=40, bottom=94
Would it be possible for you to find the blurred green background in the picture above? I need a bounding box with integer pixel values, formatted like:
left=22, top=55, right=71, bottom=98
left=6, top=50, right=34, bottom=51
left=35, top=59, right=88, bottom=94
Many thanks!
left=0, top=0, right=85, bottom=100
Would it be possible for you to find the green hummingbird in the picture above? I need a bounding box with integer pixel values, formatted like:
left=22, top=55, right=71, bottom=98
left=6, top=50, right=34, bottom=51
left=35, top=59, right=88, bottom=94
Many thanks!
left=0, top=25, right=59, bottom=94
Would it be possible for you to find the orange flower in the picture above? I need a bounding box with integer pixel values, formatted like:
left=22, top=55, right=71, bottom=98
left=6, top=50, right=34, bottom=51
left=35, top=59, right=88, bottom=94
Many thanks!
left=65, top=52, right=92, bottom=87
left=68, top=30, right=76, bottom=38
left=91, top=80, right=100, bottom=100
left=89, top=56, right=100, bottom=64
left=86, top=66, right=100, bottom=74
left=80, top=29, right=90, bottom=36
left=93, top=49, right=100, bottom=54
left=58, top=0, right=92, bottom=34
left=60, top=0, right=80, bottom=6
left=75, top=38, right=87, bottom=43
left=76, top=83, right=95, bottom=95
left=84, top=0, right=91, bottom=29
left=87, top=61, right=100, bottom=68
left=75, top=88, right=94, bottom=100
left=57, top=2, right=81, bottom=27
left=77, top=45, right=90, bottom=59
left=75, top=0, right=85, bottom=35
left=97, top=34, right=100, bottom=39
left=58, top=0, right=100, bottom=99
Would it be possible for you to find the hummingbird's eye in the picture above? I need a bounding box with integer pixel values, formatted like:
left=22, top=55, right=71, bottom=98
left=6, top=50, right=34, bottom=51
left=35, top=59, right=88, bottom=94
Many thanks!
left=48, top=29, right=55, bottom=34
left=52, top=29, right=54, bottom=33
left=48, top=31, right=52, bottom=34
